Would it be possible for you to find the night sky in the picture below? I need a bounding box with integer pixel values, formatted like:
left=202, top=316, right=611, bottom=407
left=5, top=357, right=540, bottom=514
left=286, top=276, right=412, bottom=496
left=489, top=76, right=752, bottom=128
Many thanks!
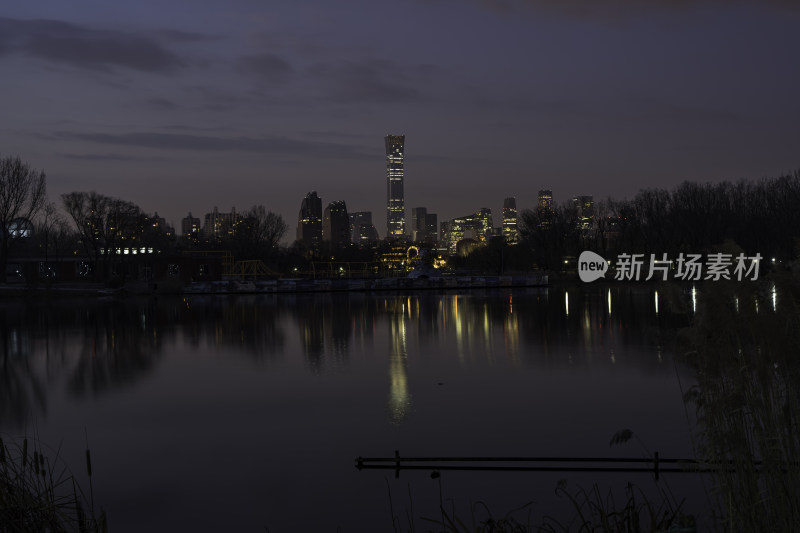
left=2, top=0, right=799, bottom=240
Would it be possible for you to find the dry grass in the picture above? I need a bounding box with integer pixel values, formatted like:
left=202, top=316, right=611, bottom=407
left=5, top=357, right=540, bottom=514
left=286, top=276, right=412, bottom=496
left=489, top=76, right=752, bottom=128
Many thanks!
left=0, top=435, right=106, bottom=533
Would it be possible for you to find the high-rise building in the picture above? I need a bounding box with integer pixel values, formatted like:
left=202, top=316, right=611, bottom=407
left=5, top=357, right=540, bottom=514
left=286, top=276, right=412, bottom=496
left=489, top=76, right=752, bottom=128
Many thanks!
left=425, top=213, right=438, bottom=244
left=537, top=190, right=553, bottom=229
left=441, top=208, right=493, bottom=253
left=385, top=134, right=405, bottom=238
left=297, top=191, right=323, bottom=250
left=502, top=197, right=518, bottom=243
left=411, top=207, right=427, bottom=242
left=323, top=201, right=350, bottom=248
left=203, top=206, right=240, bottom=241
left=411, top=207, right=438, bottom=243
left=350, top=211, right=379, bottom=246
left=572, top=195, right=594, bottom=230
left=181, top=212, right=201, bottom=241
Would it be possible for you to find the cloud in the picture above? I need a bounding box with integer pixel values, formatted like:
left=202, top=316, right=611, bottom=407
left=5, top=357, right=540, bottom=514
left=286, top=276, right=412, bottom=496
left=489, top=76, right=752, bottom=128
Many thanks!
left=237, top=53, right=293, bottom=82
left=0, top=17, right=183, bottom=73
left=310, top=59, right=436, bottom=104
left=51, top=131, right=370, bottom=159
left=56, top=152, right=164, bottom=162
left=424, top=0, right=800, bottom=18
left=146, top=98, right=180, bottom=111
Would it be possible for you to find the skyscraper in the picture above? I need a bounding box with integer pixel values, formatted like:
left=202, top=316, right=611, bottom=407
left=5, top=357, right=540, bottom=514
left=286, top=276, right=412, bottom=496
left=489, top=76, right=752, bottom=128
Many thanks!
left=572, top=195, right=594, bottom=230
left=203, top=206, right=240, bottom=241
left=411, top=207, right=427, bottom=242
left=412, top=207, right=438, bottom=243
left=297, top=191, right=323, bottom=250
left=323, top=201, right=350, bottom=248
left=441, top=208, right=493, bottom=253
left=181, top=212, right=201, bottom=242
left=385, top=134, right=405, bottom=238
left=350, top=211, right=379, bottom=246
left=537, top=190, right=553, bottom=229
left=425, top=213, right=438, bottom=244
left=502, top=197, right=518, bottom=243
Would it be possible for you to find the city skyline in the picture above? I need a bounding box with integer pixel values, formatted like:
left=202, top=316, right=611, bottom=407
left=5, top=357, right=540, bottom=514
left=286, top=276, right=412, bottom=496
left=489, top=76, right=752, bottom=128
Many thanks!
left=1, top=2, right=799, bottom=240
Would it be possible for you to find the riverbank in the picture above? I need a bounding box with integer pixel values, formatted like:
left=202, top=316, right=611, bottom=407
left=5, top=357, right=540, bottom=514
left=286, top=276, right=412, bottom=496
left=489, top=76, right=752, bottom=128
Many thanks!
left=0, top=273, right=548, bottom=297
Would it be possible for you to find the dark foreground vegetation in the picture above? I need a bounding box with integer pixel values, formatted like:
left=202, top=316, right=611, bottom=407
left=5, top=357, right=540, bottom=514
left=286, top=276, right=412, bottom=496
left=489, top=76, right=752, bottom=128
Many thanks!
left=0, top=436, right=106, bottom=533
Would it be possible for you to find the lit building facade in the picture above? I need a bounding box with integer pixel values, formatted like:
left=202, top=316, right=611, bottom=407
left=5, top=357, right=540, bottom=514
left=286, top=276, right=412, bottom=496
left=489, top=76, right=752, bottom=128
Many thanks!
left=350, top=211, right=379, bottom=246
left=203, top=206, right=240, bottom=241
left=502, top=197, right=518, bottom=243
left=297, top=191, right=323, bottom=250
left=323, top=201, right=350, bottom=248
left=572, top=195, right=594, bottom=230
left=181, top=212, right=201, bottom=241
left=537, top=190, right=553, bottom=229
left=441, top=208, right=493, bottom=253
left=385, top=134, right=405, bottom=238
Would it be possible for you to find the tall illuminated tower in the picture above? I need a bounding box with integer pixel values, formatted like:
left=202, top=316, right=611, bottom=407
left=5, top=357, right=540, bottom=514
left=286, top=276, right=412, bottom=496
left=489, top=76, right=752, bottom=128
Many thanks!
left=385, top=134, right=405, bottom=238
left=502, top=197, right=518, bottom=243
left=537, top=190, right=553, bottom=229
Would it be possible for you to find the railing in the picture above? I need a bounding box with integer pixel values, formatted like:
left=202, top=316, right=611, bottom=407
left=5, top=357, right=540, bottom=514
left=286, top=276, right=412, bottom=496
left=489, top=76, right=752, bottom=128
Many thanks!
left=356, top=451, right=766, bottom=480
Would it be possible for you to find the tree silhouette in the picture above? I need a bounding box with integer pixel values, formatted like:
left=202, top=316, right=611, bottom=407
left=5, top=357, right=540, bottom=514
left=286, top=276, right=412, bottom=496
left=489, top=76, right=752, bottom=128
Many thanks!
left=0, top=155, right=47, bottom=282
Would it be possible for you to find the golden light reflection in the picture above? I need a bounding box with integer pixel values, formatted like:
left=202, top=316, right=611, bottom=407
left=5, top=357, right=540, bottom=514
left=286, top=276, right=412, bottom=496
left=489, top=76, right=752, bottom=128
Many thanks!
left=607, top=289, right=612, bottom=315
left=454, top=296, right=464, bottom=360
left=388, top=315, right=411, bottom=424
left=565, top=291, right=569, bottom=316
left=772, top=285, right=777, bottom=312
left=654, top=290, right=659, bottom=316
left=504, top=313, right=519, bottom=364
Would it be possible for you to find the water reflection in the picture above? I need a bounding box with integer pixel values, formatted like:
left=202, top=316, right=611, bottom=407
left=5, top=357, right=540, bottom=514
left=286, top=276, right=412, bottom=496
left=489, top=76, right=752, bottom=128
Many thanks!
left=388, top=310, right=411, bottom=424
left=0, top=285, right=696, bottom=430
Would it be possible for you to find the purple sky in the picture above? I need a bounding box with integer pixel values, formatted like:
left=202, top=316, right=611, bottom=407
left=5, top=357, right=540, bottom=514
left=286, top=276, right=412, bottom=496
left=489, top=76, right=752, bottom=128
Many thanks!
left=2, top=0, right=799, bottom=241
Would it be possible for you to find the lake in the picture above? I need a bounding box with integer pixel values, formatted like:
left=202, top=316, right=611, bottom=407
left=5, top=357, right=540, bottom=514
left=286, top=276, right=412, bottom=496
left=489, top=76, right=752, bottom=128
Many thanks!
left=1, top=284, right=711, bottom=531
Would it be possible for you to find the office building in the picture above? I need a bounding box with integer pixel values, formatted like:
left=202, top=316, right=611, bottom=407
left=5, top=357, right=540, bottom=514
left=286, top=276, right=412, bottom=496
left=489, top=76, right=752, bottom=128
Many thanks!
left=411, top=207, right=427, bottom=242
left=203, top=206, right=240, bottom=241
left=181, top=212, right=201, bottom=241
left=297, top=191, right=323, bottom=250
left=502, top=197, right=518, bottom=243
left=537, top=190, right=553, bottom=229
left=572, top=195, right=594, bottom=230
left=425, top=213, right=438, bottom=244
left=350, top=211, right=379, bottom=246
left=385, top=134, right=405, bottom=238
left=441, top=208, right=493, bottom=253
left=323, top=201, right=350, bottom=248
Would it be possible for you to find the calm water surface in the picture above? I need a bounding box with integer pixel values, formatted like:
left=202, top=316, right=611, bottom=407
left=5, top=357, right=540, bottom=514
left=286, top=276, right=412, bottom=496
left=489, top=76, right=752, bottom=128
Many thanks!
left=1, top=285, right=700, bottom=531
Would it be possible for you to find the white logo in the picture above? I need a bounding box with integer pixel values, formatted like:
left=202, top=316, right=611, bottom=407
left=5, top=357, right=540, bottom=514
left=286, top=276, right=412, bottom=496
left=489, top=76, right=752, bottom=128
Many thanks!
left=578, top=251, right=608, bottom=282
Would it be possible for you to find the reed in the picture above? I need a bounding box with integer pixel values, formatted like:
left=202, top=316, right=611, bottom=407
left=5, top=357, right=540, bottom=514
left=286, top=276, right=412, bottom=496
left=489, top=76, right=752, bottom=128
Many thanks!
left=679, top=273, right=800, bottom=531
left=0, top=435, right=107, bottom=533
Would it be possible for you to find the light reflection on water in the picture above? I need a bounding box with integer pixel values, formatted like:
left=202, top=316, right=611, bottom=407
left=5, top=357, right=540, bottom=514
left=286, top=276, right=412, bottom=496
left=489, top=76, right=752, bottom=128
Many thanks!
left=0, top=283, right=782, bottom=531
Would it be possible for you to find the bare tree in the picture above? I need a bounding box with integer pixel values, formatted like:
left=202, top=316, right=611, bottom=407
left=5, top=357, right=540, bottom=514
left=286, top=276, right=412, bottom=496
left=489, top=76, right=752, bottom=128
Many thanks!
left=35, top=202, right=73, bottom=280
left=0, top=156, right=47, bottom=281
left=230, top=205, right=287, bottom=261
left=62, top=191, right=144, bottom=280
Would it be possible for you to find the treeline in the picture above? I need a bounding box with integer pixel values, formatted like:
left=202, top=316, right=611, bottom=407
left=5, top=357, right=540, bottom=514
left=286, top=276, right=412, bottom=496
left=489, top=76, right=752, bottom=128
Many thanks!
left=0, top=154, right=291, bottom=282
left=519, top=171, right=800, bottom=270
left=3, top=153, right=800, bottom=281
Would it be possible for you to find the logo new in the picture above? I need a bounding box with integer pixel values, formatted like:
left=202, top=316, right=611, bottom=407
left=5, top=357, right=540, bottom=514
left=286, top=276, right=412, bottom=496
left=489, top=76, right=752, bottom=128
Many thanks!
left=578, top=251, right=608, bottom=282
